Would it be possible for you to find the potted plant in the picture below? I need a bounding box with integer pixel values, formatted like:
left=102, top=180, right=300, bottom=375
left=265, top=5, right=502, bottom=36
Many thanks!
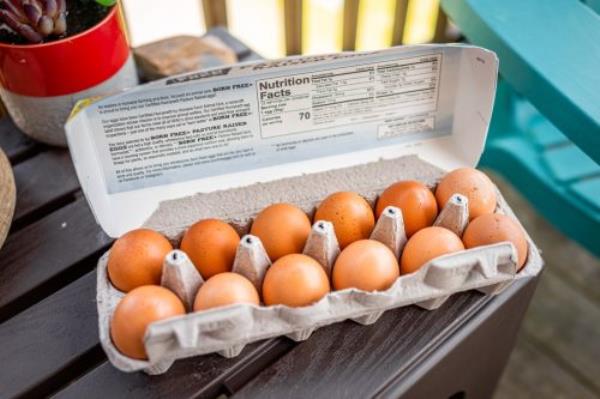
left=0, top=0, right=137, bottom=146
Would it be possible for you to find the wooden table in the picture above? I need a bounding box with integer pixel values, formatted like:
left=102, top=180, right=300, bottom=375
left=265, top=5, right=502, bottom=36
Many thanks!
left=0, top=29, right=539, bottom=399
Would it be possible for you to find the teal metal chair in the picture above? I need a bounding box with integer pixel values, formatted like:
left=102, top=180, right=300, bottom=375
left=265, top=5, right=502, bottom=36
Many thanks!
left=442, top=0, right=600, bottom=256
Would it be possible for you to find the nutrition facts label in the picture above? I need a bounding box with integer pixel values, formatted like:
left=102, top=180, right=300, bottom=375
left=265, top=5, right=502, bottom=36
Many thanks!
left=78, top=46, right=465, bottom=195
left=256, top=54, right=441, bottom=138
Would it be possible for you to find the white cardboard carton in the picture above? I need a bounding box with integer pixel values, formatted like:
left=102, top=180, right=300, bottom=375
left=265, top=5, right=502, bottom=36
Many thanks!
left=65, top=44, right=543, bottom=374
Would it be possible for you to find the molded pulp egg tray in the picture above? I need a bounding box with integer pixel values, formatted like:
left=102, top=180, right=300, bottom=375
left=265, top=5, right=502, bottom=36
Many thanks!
left=96, top=155, right=543, bottom=374
left=64, top=44, right=544, bottom=374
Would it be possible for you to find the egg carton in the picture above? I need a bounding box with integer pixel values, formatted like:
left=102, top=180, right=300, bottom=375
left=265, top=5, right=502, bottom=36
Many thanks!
left=96, top=155, right=543, bottom=374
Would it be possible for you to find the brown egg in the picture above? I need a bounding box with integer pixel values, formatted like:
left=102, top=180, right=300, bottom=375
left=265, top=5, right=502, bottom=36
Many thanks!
left=463, top=213, right=529, bottom=270
left=193, top=272, right=260, bottom=311
left=180, top=219, right=240, bottom=279
left=400, top=226, right=464, bottom=274
left=376, top=180, right=438, bottom=237
left=436, top=168, right=497, bottom=220
left=314, top=192, right=375, bottom=249
left=250, top=203, right=312, bottom=261
left=107, top=228, right=173, bottom=292
left=110, top=285, right=185, bottom=359
left=263, top=254, right=330, bottom=307
left=333, top=239, right=399, bottom=292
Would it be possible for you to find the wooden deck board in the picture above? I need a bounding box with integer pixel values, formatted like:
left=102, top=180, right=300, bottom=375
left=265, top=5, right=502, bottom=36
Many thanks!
left=53, top=339, right=294, bottom=399
left=494, top=335, right=597, bottom=399
left=522, top=270, right=600, bottom=394
left=0, top=199, right=111, bottom=321
left=0, top=272, right=100, bottom=399
left=12, top=150, right=79, bottom=228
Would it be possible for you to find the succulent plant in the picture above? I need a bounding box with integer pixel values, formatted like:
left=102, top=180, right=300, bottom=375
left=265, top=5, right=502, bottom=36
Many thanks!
left=0, top=0, right=67, bottom=43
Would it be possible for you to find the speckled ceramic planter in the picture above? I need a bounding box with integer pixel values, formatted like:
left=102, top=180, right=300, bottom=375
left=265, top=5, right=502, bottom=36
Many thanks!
left=0, top=6, right=138, bottom=146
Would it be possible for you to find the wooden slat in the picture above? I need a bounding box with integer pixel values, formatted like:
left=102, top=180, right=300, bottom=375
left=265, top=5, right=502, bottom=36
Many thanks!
left=202, top=0, right=228, bottom=29
left=495, top=334, right=597, bottom=399
left=0, top=271, right=101, bottom=399
left=0, top=199, right=111, bottom=321
left=433, top=5, right=449, bottom=43
left=284, top=0, right=303, bottom=55
left=391, top=0, right=409, bottom=45
left=53, top=339, right=294, bottom=399
left=342, top=0, right=360, bottom=51
left=0, top=118, right=37, bottom=164
left=234, top=291, right=492, bottom=398
left=12, top=150, right=80, bottom=227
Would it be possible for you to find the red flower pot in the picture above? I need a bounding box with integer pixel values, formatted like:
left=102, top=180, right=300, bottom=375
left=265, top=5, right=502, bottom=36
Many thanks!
left=0, top=6, right=138, bottom=146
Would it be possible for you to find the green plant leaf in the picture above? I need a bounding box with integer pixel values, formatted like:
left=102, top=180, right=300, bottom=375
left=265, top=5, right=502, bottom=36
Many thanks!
left=95, top=0, right=117, bottom=6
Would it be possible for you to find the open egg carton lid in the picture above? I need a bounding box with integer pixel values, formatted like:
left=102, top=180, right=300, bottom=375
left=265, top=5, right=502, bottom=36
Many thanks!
left=66, top=43, right=497, bottom=238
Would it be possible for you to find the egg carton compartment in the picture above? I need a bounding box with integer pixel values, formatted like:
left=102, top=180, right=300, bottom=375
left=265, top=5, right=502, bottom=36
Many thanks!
left=96, top=155, right=543, bottom=374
